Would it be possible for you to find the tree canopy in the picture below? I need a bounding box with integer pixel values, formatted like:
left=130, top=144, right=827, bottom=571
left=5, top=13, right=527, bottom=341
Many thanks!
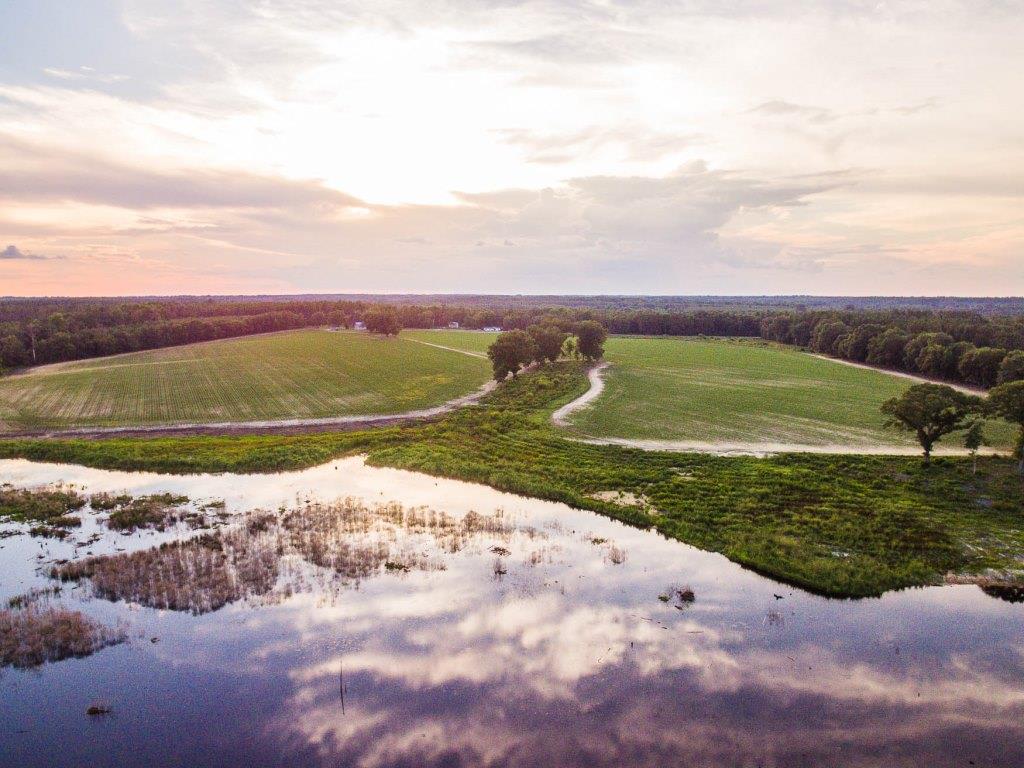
left=881, top=383, right=981, bottom=463
left=528, top=324, right=568, bottom=363
left=997, top=350, right=1024, bottom=386
left=364, top=306, right=402, bottom=336
left=487, top=330, right=537, bottom=380
left=576, top=321, right=607, bottom=361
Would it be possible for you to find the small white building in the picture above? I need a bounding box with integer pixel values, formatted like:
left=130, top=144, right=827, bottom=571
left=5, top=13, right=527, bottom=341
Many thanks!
left=448, top=321, right=460, bottom=329
left=353, top=321, right=366, bottom=331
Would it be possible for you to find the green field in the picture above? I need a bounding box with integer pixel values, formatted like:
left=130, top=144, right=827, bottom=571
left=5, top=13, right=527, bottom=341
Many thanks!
left=0, top=330, right=491, bottom=432
left=403, top=329, right=497, bottom=356
left=405, top=332, right=1014, bottom=449
left=567, top=337, right=1014, bottom=448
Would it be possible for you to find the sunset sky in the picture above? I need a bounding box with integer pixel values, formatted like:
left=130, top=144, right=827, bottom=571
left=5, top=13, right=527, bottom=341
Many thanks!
left=1, top=0, right=1022, bottom=296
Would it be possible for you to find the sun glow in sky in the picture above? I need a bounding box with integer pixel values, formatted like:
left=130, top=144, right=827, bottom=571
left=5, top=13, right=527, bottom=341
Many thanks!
left=1, top=0, right=1022, bottom=296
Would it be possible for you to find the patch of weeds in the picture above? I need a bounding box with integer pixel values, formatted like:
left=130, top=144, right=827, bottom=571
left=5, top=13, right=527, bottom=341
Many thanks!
left=659, top=585, right=695, bottom=607
left=0, top=605, right=125, bottom=669
left=102, top=493, right=194, bottom=533
left=89, top=493, right=133, bottom=511
left=0, top=485, right=85, bottom=537
left=52, top=498, right=514, bottom=614
left=7, top=586, right=62, bottom=609
left=607, top=545, right=627, bottom=565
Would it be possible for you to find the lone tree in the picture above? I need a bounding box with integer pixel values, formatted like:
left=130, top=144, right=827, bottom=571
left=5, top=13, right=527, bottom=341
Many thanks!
left=527, top=324, right=567, bottom=363
left=988, top=380, right=1024, bottom=475
left=487, top=330, right=536, bottom=380
left=881, top=383, right=981, bottom=465
left=364, top=306, right=402, bottom=336
left=963, top=420, right=986, bottom=476
left=576, top=321, right=607, bottom=361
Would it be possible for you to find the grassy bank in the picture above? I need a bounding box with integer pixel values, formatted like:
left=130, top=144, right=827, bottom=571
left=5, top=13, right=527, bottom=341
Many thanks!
left=1, top=363, right=1022, bottom=597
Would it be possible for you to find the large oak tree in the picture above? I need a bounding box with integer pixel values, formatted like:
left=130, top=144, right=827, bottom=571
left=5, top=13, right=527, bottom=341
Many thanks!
left=881, top=383, right=981, bottom=464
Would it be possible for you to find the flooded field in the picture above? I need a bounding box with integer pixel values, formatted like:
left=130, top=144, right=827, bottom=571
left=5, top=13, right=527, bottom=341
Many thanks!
left=1, top=457, right=1022, bottom=767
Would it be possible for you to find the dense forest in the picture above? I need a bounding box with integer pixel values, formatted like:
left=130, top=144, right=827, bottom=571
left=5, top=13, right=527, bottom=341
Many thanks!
left=2, top=297, right=1024, bottom=389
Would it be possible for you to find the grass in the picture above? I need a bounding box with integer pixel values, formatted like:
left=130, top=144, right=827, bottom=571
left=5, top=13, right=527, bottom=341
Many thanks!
left=403, top=329, right=498, bottom=356
left=2, top=363, right=1022, bottom=598
left=0, top=485, right=86, bottom=537
left=100, top=493, right=194, bottom=532
left=0, top=329, right=491, bottom=432
left=406, top=332, right=1016, bottom=448
left=567, top=337, right=1017, bottom=448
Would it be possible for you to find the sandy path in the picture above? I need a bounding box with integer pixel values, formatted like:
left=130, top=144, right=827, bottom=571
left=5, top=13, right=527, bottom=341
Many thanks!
left=551, top=360, right=998, bottom=457
left=551, top=362, right=609, bottom=426
left=806, top=353, right=985, bottom=395
left=572, top=436, right=1000, bottom=458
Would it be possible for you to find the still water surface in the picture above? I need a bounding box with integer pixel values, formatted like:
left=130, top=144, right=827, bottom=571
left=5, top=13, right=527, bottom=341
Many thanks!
left=1, top=457, right=1022, bottom=767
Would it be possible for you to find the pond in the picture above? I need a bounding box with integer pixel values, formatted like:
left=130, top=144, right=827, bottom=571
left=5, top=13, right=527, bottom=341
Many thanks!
left=1, top=457, right=1022, bottom=767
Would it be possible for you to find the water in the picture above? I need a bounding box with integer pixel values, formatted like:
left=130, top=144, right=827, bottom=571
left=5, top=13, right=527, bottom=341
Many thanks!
left=1, top=457, right=1022, bottom=767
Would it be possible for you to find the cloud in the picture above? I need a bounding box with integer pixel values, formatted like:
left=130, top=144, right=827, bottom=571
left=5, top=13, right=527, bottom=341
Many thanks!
left=495, top=127, right=704, bottom=164
left=0, top=136, right=365, bottom=212
left=461, top=32, right=635, bottom=66
left=43, top=66, right=129, bottom=84
left=747, top=100, right=837, bottom=124
left=1, top=244, right=54, bottom=260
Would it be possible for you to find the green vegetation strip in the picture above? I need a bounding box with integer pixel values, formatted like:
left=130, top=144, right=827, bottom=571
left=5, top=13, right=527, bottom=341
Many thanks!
left=2, top=363, right=1022, bottom=598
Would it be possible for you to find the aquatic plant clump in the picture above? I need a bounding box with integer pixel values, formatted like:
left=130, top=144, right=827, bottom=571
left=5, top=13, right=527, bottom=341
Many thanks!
left=0, top=605, right=126, bottom=669
left=94, top=492, right=195, bottom=532
left=0, top=484, right=86, bottom=537
left=52, top=498, right=525, bottom=615
left=53, top=531, right=280, bottom=615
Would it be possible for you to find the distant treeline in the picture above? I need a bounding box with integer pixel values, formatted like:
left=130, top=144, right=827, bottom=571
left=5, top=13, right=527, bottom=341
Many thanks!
left=5, top=293, right=1024, bottom=314
left=2, top=298, right=1023, bottom=388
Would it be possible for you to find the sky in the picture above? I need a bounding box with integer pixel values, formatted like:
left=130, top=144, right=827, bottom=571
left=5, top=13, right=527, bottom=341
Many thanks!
left=0, top=0, right=1022, bottom=297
